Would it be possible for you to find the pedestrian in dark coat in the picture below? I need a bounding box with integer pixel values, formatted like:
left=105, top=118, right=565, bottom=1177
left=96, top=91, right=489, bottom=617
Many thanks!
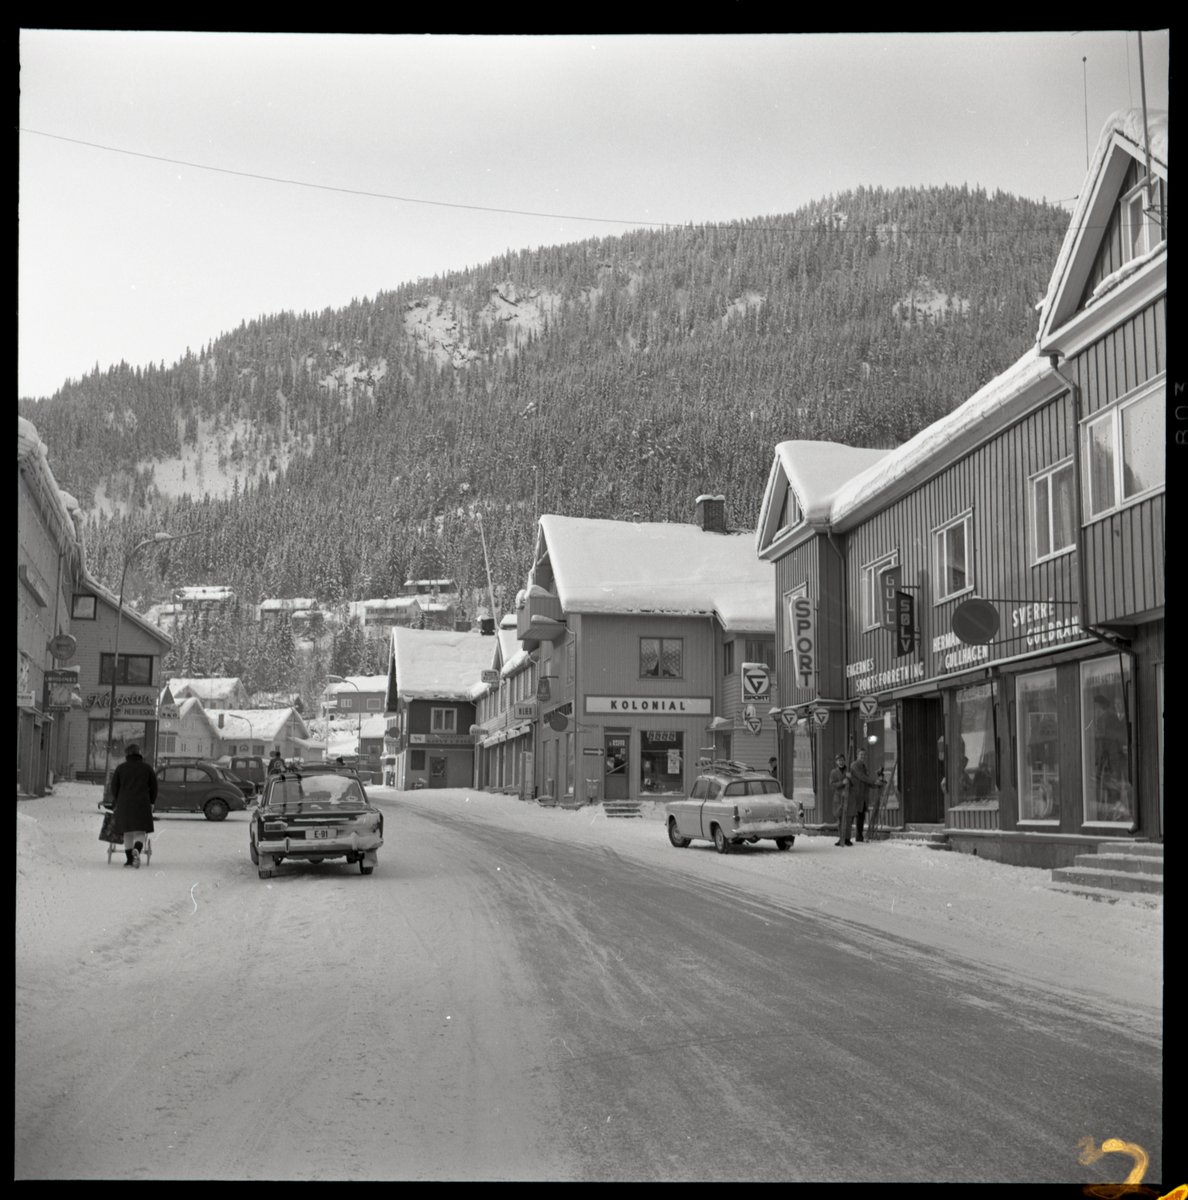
left=847, top=750, right=877, bottom=842
left=830, top=754, right=852, bottom=846
left=267, top=750, right=285, bottom=776
left=110, top=744, right=157, bottom=868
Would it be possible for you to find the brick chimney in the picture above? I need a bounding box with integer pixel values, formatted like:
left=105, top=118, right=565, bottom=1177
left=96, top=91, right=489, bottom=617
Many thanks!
left=695, top=494, right=726, bottom=533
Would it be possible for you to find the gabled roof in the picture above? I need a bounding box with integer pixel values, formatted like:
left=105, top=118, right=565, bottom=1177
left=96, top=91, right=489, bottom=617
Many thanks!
left=1037, top=107, right=1167, bottom=349
left=84, top=572, right=173, bottom=649
left=210, top=707, right=309, bottom=741
left=755, top=443, right=892, bottom=559
left=168, top=677, right=246, bottom=700
left=391, top=628, right=494, bottom=701
left=535, top=514, right=775, bottom=632
left=177, top=696, right=220, bottom=737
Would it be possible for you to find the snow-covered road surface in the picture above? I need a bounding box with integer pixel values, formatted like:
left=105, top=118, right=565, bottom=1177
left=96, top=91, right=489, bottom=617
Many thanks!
left=16, top=783, right=1161, bottom=1181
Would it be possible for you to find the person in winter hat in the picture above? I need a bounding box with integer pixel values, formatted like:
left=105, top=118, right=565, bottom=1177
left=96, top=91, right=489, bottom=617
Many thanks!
left=847, top=749, right=877, bottom=842
left=109, top=743, right=157, bottom=868
left=830, top=754, right=853, bottom=846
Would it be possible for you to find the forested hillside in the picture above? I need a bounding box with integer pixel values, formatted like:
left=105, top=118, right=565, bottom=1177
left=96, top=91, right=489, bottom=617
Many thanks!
left=21, top=184, right=1068, bottom=627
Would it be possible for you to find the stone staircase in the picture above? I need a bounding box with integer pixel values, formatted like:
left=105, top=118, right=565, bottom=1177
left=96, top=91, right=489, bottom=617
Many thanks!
left=876, top=822, right=952, bottom=850
left=1049, top=842, right=1163, bottom=905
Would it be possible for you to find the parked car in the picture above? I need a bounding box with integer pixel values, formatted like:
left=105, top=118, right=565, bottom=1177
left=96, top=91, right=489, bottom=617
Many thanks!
left=250, top=764, right=384, bottom=880
left=153, top=760, right=249, bottom=821
left=225, top=754, right=269, bottom=791
left=665, top=760, right=805, bottom=853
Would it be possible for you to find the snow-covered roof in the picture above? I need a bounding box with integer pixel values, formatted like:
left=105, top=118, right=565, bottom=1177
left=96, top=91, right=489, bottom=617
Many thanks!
left=208, top=707, right=308, bottom=740
left=392, top=628, right=495, bottom=701
left=536, top=515, right=775, bottom=632
left=496, top=616, right=520, bottom=672
left=18, top=416, right=85, bottom=559
left=168, top=677, right=245, bottom=700
left=175, top=586, right=235, bottom=602
left=829, top=353, right=1058, bottom=531
left=357, top=714, right=388, bottom=739
left=177, top=696, right=220, bottom=734
left=1037, top=107, right=1167, bottom=345
left=258, top=597, right=318, bottom=611
left=325, top=675, right=388, bottom=695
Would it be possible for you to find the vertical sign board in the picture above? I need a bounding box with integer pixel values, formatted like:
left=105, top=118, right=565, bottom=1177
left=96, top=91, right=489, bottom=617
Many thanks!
left=879, top=566, right=901, bottom=631
left=895, top=591, right=916, bottom=657
left=789, top=596, right=816, bottom=689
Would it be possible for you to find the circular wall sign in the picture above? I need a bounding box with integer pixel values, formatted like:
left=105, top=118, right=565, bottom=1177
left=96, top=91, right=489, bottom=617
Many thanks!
left=951, top=598, right=1000, bottom=645
left=49, top=633, right=78, bottom=661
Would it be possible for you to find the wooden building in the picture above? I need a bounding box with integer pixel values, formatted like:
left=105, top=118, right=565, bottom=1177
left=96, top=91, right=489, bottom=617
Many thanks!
left=474, top=614, right=536, bottom=797
left=517, top=498, right=778, bottom=807
left=384, top=628, right=492, bottom=789
left=757, top=109, right=1165, bottom=867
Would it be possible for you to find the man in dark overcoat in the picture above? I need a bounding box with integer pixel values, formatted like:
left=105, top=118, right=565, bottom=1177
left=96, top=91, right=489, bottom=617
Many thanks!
left=847, top=750, right=877, bottom=843
left=830, top=753, right=852, bottom=846
left=110, top=743, right=158, bottom=868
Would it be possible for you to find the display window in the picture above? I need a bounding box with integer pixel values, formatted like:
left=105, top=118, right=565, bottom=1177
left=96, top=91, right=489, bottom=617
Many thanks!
left=1016, top=669, right=1060, bottom=821
left=88, top=719, right=148, bottom=771
left=1080, top=657, right=1133, bottom=825
left=953, top=681, right=998, bottom=802
left=640, top=730, right=684, bottom=794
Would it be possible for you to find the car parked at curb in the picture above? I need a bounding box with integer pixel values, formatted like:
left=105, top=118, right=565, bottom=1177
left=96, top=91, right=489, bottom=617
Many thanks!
left=250, top=764, right=384, bottom=879
left=665, top=760, right=805, bottom=853
left=153, top=760, right=249, bottom=820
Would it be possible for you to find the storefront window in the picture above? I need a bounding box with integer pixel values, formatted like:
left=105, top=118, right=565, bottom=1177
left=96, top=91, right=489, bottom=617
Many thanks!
left=566, top=732, right=575, bottom=797
left=88, top=719, right=148, bottom=771
left=640, top=730, right=683, bottom=794
left=790, top=723, right=816, bottom=815
left=953, top=682, right=998, bottom=802
left=1016, top=669, right=1060, bottom=821
left=1081, top=657, right=1133, bottom=824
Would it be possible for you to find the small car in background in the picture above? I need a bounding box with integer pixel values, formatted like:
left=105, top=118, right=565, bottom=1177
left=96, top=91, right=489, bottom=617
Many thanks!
left=665, top=760, right=805, bottom=853
left=153, top=759, right=249, bottom=821
left=250, top=764, right=384, bottom=879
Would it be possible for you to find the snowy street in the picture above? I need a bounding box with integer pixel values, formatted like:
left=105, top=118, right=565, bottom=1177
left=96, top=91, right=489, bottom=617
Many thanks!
left=16, top=782, right=1161, bottom=1182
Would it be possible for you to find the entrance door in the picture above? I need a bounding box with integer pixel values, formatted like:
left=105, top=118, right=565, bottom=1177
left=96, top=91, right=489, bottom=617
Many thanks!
left=900, top=697, right=945, bottom=823
left=604, top=733, right=629, bottom=800
left=429, top=756, right=448, bottom=788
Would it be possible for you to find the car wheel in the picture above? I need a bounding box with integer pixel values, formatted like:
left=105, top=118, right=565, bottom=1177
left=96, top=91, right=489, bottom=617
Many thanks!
left=258, top=867, right=272, bottom=879
left=713, top=825, right=730, bottom=855
left=249, top=841, right=259, bottom=865
left=204, top=798, right=230, bottom=821
left=360, top=860, right=374, bottom=875
left=668, top=818, right=691, bottom=848
left=774, top=837, right=792, bottom=850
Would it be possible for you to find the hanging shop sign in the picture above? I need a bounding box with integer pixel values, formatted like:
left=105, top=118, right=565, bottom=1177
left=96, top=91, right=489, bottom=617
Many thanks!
left=789, top=597, right=816, bottom=689
left=741, top=663, right=771, bottom=703
left=810, top=707, right=830, bottom=728
left=513, top=703, right=537, bottom=721
left=48, top=633, right=78, bottom=662
left=895, top=590, right=916, bottom=657
left=777, top=708, right=799, bottom=732
left=743, top=704, right=762, bottom=736
left=858, top=695, right=879, bottom=718
left=481, top=670, right=500, bottom=685
left=951, top=598, right=1000, bottom=645
left=879, top=566, right=902, bottom=631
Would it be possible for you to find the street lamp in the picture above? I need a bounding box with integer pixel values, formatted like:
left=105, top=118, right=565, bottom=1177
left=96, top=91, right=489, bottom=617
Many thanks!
left=326, top=675, right=362, bottom=761
left=104, top=531, right=196, bottom=783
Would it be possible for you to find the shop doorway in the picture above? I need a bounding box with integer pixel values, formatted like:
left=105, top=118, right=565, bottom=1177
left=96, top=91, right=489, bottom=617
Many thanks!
left=604, top=732, right=629, bottom=800
left=429, top=756, right=448, bottom=788
left=900, top=697, right=944, bottom=823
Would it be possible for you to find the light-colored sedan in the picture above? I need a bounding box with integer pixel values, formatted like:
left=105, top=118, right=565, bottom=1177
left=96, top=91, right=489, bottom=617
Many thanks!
left=666, top=761, right=805, bottom=854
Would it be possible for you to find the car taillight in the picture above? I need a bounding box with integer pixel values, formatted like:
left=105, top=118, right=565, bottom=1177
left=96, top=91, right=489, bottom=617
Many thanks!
left=263, top=821, right=287, bottom=833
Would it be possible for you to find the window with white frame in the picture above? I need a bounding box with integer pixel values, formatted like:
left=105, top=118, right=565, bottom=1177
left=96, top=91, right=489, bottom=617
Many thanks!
left=934, top=513, right=973, bottom=601
left=1084, top=377, right=1165, bottom=519
left=861, top=551, right=899, bottom=630
left=1121, top=180, right=1163, bottom=263
left=1030, top=459, right=1076, bottom=562
left=431, top=707, right=457, bottom=733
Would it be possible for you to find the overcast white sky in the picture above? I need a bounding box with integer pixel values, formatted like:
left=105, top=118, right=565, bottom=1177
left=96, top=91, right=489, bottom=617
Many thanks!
left=18, top=31, right=1170, bottom=401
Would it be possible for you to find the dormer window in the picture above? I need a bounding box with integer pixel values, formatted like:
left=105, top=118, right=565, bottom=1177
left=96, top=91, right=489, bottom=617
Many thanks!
left=1121, top=179, right=1163, bottom=263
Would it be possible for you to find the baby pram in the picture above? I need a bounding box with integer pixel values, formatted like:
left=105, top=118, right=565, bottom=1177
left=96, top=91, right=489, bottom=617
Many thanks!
left=99, top=800, right=152, bottom=865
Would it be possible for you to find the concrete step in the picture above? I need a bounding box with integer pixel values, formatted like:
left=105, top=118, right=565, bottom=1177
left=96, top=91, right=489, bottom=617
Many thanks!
left=1050, top=865, right=1163, bottom=895
left=883, top=830, right=952, bottom=850
left=1078, top=851, right=1164, bottom=874
left=1048, top=882, right=1162, bottom=909
left=603, top=800, right=643, bottom=819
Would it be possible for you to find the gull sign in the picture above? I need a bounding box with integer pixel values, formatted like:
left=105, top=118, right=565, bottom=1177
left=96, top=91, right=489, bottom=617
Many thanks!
left=741, top=663, right=771, bottom=703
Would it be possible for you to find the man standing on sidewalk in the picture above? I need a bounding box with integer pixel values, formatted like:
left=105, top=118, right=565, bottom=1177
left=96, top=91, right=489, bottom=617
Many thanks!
left=848, top=749, right=877, bottom=843
left=109, top=743, right=157, bottom=868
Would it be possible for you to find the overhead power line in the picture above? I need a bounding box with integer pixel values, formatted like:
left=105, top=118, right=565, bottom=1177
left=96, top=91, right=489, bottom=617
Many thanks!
left=21, top=126, right=1082, bottom=233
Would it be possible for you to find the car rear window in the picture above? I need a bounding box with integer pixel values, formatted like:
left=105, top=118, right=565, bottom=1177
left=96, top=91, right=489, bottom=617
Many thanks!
left=267, top=776, right=365, bottom=807
left=748, top=780, right=782, bottom=795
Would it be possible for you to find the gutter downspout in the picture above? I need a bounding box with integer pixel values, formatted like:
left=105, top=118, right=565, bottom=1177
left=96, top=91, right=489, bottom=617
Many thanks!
left=1047, top=357, right=1131, bottom=656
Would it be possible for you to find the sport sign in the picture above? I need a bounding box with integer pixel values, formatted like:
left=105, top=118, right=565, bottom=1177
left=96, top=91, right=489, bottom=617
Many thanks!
left=788, top=596, right=816, bottom=689
left=741, top=663, right=770, bottom=702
